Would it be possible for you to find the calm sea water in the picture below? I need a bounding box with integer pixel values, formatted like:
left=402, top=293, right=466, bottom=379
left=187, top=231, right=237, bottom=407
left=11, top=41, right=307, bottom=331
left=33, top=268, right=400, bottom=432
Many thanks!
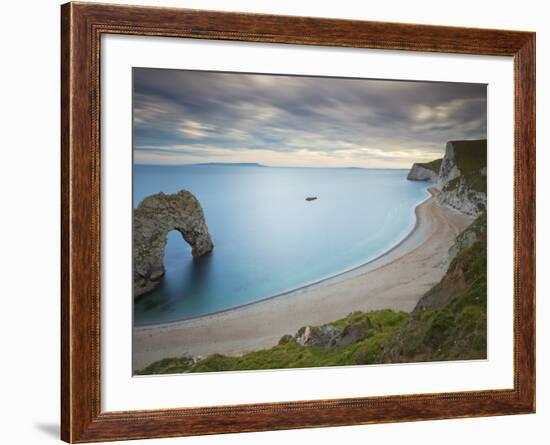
left=133, top=165, right=430, bottom=325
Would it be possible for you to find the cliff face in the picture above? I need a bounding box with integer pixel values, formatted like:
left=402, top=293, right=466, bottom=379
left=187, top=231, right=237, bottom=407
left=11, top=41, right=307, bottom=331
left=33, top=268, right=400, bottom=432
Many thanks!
left=407, top=159, right=442, bottom=182
left=408, top=139, right=487, bottom=217
left=436, top=140, right=487, bottom=217
left=133, top=190, right=213, bottom=298
left=407, top=164, right=439, bottom=181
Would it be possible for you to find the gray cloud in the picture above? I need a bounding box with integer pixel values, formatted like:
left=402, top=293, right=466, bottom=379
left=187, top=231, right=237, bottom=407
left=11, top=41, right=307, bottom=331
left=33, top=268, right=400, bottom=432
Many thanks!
left=133, top=68, right=486, bottom=167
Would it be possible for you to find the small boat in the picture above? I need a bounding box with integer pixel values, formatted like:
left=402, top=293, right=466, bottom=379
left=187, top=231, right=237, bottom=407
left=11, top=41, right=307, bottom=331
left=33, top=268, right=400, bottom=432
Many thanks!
left=305, top=196, right=317, bottom=201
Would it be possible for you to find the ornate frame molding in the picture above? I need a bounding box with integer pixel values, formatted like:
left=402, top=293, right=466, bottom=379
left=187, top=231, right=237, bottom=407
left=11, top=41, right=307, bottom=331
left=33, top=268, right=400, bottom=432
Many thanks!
left=61, top=2, right=535, bottom=442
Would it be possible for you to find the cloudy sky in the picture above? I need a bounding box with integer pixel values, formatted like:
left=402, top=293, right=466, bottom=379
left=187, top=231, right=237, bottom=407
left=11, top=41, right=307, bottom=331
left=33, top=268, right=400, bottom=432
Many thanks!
left=133, top=68, right=486, bottom=168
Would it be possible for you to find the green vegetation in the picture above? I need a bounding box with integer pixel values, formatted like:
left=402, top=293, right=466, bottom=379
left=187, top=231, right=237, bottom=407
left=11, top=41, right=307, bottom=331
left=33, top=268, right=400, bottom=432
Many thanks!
left=382, top=233, right=487, bottom=362
left=137, top=356, right=195, bottom=375
left=450, top=139, right=487, bottom=174
left=416, top=158, right=443, bottom=174
left=137, top=214, right=487, bottom=375
left=444, top=173, right=486, bottom=194
left=460, top=211, right=487, bottom=242
left=441, top=140, right=487, bottom=195
left=136, top=310, right=409, bottom=375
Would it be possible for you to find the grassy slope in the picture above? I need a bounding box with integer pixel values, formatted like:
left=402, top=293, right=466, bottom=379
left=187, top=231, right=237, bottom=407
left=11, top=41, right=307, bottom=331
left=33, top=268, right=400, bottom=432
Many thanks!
left=443, top=139, right=487, bottom=193
left=450, top=139, right=487, bottom=174
left=137, top=215, right=487, bottom=375
left=136, top=310, right=408, bottom=374
left=381, top=236, right=487, bottom=362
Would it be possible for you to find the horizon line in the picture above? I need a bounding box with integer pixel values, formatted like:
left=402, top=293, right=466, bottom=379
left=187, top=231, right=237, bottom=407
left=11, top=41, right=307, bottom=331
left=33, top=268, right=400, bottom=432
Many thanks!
left=133, top=162, right=411, bottom=170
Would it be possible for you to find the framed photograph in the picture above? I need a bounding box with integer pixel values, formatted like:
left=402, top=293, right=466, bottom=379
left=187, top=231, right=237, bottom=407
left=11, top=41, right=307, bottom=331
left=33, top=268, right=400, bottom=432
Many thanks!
left=61, top=2, right=535, bottom=442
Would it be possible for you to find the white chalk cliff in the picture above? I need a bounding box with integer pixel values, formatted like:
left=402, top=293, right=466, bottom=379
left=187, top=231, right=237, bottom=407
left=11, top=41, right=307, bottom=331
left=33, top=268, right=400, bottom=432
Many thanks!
left=408, top=139, right=487, bottom=217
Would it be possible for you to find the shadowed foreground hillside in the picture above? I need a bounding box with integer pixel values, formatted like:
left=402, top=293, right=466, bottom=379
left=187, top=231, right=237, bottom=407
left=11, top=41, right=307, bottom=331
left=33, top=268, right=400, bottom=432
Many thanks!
left=137, top=213, right=487, bottom=375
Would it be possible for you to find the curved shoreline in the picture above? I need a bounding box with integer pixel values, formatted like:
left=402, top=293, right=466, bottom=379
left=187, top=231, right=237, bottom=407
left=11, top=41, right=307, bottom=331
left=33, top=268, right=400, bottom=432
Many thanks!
left=135, top=187, right=433, bottom=330
left=133, top=189, right=473, bottom=371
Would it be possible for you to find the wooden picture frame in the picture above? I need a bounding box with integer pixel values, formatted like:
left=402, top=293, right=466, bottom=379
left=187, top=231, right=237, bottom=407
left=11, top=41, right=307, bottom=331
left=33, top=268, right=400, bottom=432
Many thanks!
left=61, top=2, right=535, bottom=442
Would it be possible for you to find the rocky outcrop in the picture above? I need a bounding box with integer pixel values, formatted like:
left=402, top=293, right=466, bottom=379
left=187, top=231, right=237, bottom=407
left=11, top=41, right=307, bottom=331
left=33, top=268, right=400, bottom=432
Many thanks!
left=437, top=143, right=461, bottom=188
left=407, top=160, right=441, bottom=182
left=408, top=140, right=486, bottom=217
left=437, top=177, right=486, bottom=217
left=446, top=212, right=487, bottom=263
left=436, top=140, right=487, bottom=217
left=133, top=190, right=213, bottom=298
left=293, top=313, right=372, bottom=348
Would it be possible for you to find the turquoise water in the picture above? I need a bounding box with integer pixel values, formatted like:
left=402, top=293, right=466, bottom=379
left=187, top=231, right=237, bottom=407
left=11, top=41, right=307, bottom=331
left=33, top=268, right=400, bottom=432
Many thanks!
left=133, top=165, right=430, bottom=325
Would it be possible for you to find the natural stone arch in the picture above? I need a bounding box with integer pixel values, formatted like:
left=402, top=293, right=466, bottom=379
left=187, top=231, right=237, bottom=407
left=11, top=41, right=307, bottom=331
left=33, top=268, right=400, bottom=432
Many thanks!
left=133, top=190, right=214, bottom=298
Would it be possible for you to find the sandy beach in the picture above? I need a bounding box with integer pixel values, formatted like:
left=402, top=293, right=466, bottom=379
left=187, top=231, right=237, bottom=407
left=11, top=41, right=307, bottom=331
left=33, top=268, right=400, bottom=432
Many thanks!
left=133, top=189, right=473, bottom=371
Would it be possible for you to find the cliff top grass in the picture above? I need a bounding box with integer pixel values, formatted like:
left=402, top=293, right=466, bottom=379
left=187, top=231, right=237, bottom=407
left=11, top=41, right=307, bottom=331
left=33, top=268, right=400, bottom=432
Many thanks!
left=450, top=139, right=487, bottom=174
left=416, top=158, right=443, bottom=174
left=441, top=139, right=487, bottom=194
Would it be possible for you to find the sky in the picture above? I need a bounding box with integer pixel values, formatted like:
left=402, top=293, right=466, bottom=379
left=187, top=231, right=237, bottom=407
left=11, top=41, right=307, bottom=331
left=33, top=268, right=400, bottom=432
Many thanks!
left=133, top=68, right=487, bottom=168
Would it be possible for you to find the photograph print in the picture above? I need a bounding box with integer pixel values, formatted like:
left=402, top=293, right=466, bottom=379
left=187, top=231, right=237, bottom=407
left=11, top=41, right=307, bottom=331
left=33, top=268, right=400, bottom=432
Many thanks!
left=132, top=68, right=487, bottom=376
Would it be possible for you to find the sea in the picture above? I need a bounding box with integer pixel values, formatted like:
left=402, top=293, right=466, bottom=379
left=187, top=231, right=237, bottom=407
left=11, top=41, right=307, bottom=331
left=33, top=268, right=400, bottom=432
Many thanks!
left=133, top=164, right=430, bottom=325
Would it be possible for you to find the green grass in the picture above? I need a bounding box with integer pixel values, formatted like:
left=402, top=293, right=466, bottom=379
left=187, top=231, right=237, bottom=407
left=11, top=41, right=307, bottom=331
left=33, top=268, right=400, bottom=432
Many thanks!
left=137, top=310, right=409, bottom=375
left=441, top=140, right=487, bottom=194
left=382, top=229, right=487, bottom=362
left=466, top=174, right=487, bottom=193
left=135, top=357, right=195, bottom=375
left=450, top=139, right=487, bottom=174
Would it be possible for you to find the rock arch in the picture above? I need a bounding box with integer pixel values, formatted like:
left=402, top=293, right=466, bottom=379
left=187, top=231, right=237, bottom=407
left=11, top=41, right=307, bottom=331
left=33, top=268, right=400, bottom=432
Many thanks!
left=133, top=190, right=214, bottom=298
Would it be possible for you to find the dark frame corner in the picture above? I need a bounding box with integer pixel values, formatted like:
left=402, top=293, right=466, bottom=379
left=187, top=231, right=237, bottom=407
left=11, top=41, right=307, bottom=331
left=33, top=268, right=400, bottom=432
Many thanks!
left=61, top=2, right=535, bottom=442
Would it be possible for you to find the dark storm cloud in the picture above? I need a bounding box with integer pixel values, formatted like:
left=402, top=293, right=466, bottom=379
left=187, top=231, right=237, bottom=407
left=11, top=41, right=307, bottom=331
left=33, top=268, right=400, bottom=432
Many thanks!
left=133, top=68, right=486, bottom=167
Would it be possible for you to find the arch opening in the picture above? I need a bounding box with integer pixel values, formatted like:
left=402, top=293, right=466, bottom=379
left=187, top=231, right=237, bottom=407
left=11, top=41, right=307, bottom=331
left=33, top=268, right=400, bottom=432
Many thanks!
left=133, top=189, right=214, bottom=298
